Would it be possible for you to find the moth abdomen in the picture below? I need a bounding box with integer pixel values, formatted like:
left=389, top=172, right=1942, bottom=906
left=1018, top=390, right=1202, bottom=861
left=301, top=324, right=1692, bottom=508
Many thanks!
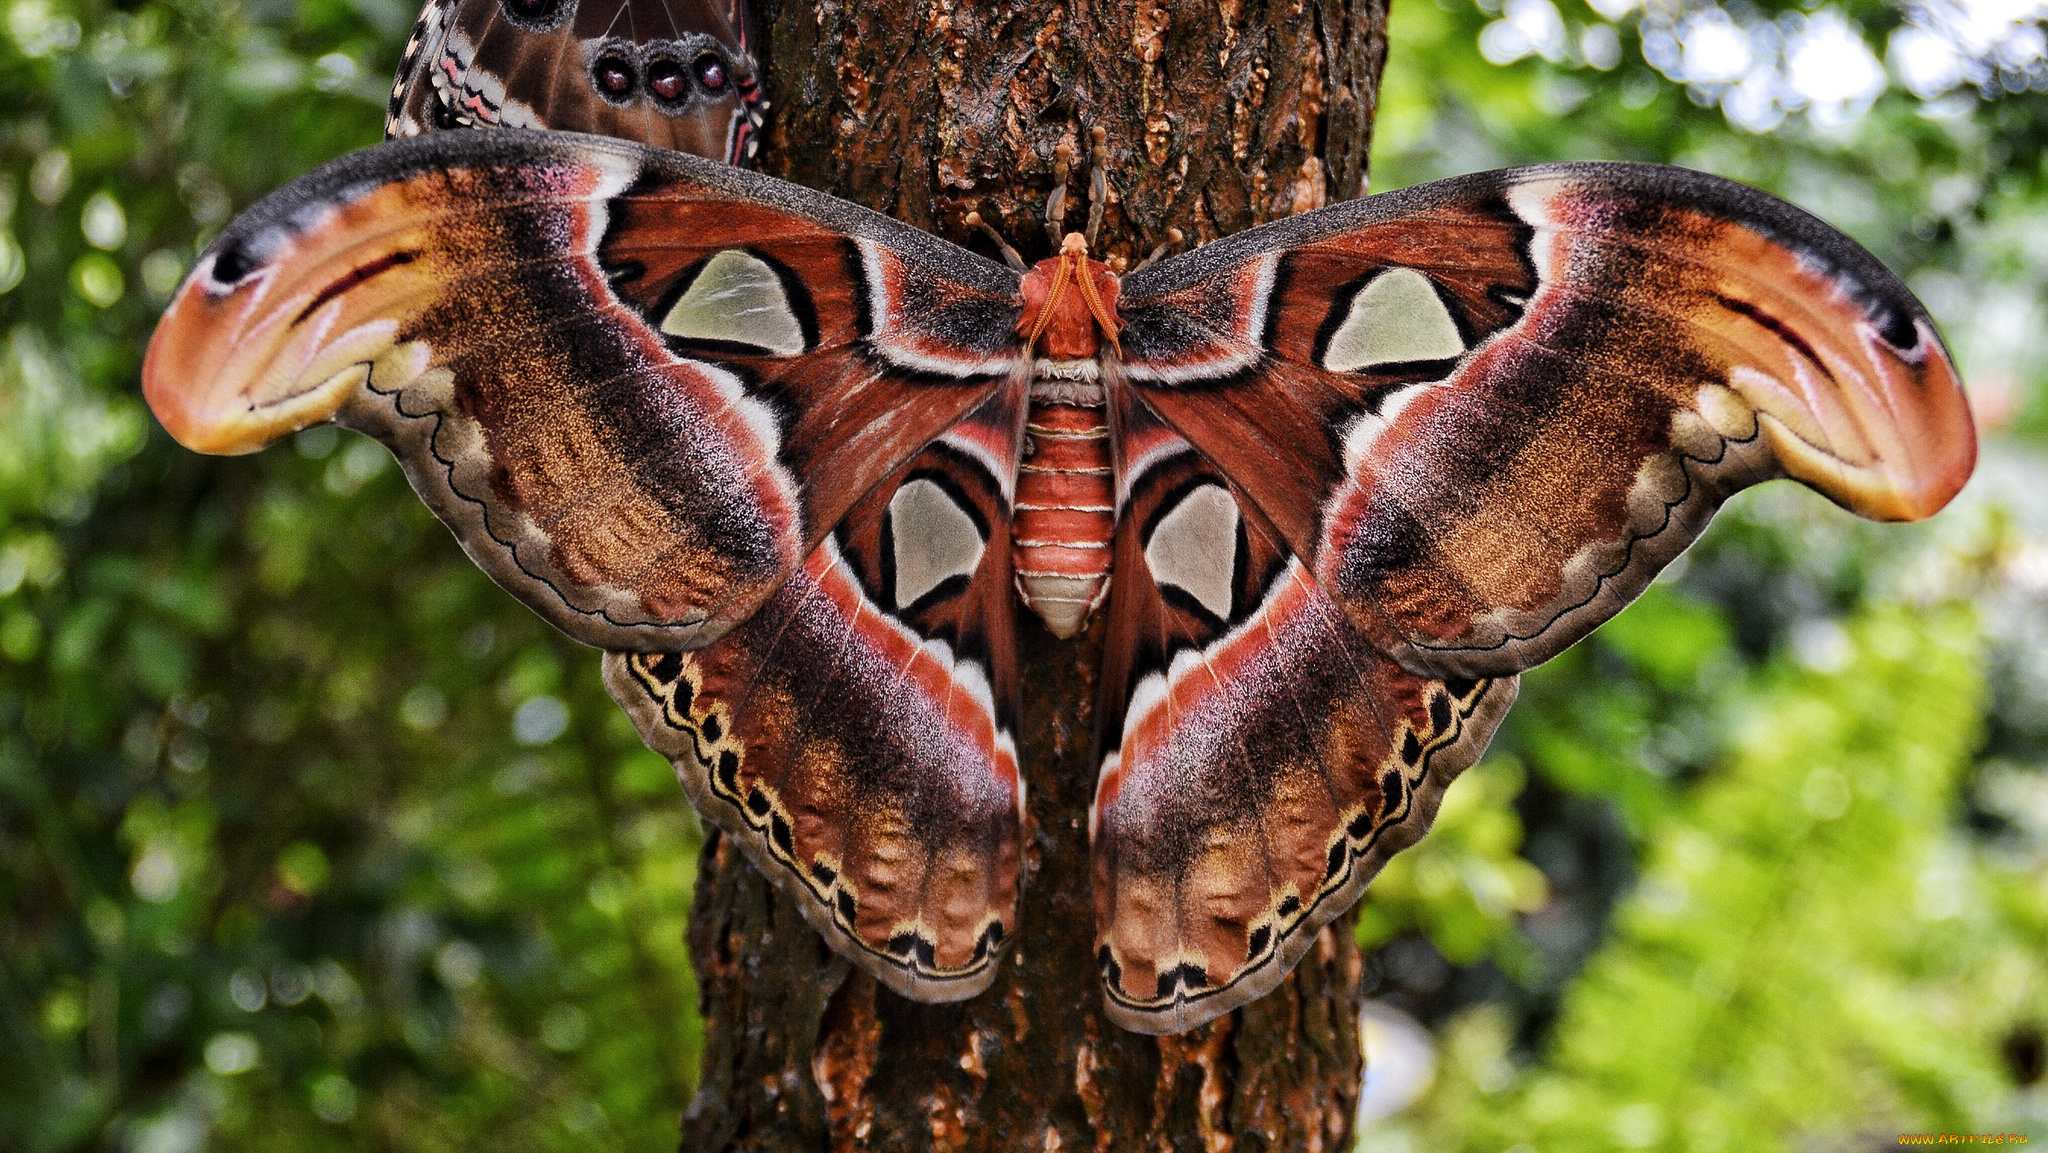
left=1015, top=377, right=1115, bottom=639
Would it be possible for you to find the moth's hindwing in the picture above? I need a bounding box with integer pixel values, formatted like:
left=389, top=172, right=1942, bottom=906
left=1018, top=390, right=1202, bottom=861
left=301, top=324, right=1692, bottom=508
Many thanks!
left=389, top=0, right=766, bottom=164
left=605, top=391, right=1027, bottom=1001
left=1090, top=396, right=1518, bottom=1033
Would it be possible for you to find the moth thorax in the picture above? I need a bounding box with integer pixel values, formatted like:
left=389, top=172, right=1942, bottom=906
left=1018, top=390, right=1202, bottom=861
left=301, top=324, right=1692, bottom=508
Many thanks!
left=1016, top=237, right=1122, bottom=361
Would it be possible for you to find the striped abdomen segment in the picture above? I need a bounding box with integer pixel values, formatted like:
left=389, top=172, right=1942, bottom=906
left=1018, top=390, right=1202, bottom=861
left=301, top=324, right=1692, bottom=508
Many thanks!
left=1015, top=390, right=1114, bottom=638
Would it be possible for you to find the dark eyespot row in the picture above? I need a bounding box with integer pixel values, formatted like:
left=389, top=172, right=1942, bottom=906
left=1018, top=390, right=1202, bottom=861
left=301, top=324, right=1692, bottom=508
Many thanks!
left=588, top=39, right=738, bottom=109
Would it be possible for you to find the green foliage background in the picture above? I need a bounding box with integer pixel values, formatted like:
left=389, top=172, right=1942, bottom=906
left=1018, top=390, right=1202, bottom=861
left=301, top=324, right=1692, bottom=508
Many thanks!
left=0, top=1, right=2043, bottom=1150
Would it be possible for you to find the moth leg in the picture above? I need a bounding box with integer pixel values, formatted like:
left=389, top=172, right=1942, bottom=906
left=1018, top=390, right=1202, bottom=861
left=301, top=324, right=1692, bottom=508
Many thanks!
left=1084, top=126, right=1110, bottom=250
left=965, top=211, right=1029, bottom=273
left=1133, top=227, right=1185, bottom=272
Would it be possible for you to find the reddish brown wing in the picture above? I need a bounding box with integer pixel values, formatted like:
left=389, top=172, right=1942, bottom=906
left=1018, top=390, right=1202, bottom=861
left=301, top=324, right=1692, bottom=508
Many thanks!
left=1089, top=395, right=1515, bottom=1033
left=1095, top=162, right=1973, bottom=1033
left=143, top=129, right=1025, bottom=653
left=1117, top=162, right=1975, bottom=681
left=606, top=393, right=1026, bottom=1000
left=389, top=0, right=765, bottom=163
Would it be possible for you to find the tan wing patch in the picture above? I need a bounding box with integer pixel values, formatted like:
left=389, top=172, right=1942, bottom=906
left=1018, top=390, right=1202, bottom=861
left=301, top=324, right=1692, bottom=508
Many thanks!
left=888, top=477, right=987, bottom=608
left=1320, top=267, right=1467, bottom=372
left=1142, top=483, right=1240, bottom=621
left=660, top=249, right=808, bottom=355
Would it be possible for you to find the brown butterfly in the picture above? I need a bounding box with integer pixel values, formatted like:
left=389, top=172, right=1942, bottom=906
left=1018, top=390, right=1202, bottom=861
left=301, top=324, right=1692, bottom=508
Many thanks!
left=387, top=0, right=764, bottom=162
left=141, top=129, right=1974, bottom=1033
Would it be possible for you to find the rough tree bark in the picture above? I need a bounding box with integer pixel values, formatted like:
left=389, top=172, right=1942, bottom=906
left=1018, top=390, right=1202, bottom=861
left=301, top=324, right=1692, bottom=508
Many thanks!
left=681, top=0, right=1389, bottom=1148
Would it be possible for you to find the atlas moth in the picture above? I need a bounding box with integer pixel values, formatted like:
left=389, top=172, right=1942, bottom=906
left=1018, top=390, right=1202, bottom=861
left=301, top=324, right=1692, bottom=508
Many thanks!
left=144, top=47, right=1973, bottom=1031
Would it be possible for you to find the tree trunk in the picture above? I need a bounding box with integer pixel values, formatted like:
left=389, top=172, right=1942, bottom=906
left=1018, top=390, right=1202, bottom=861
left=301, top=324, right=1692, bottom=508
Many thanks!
left=682, top=0, right=1389, bottom=1147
